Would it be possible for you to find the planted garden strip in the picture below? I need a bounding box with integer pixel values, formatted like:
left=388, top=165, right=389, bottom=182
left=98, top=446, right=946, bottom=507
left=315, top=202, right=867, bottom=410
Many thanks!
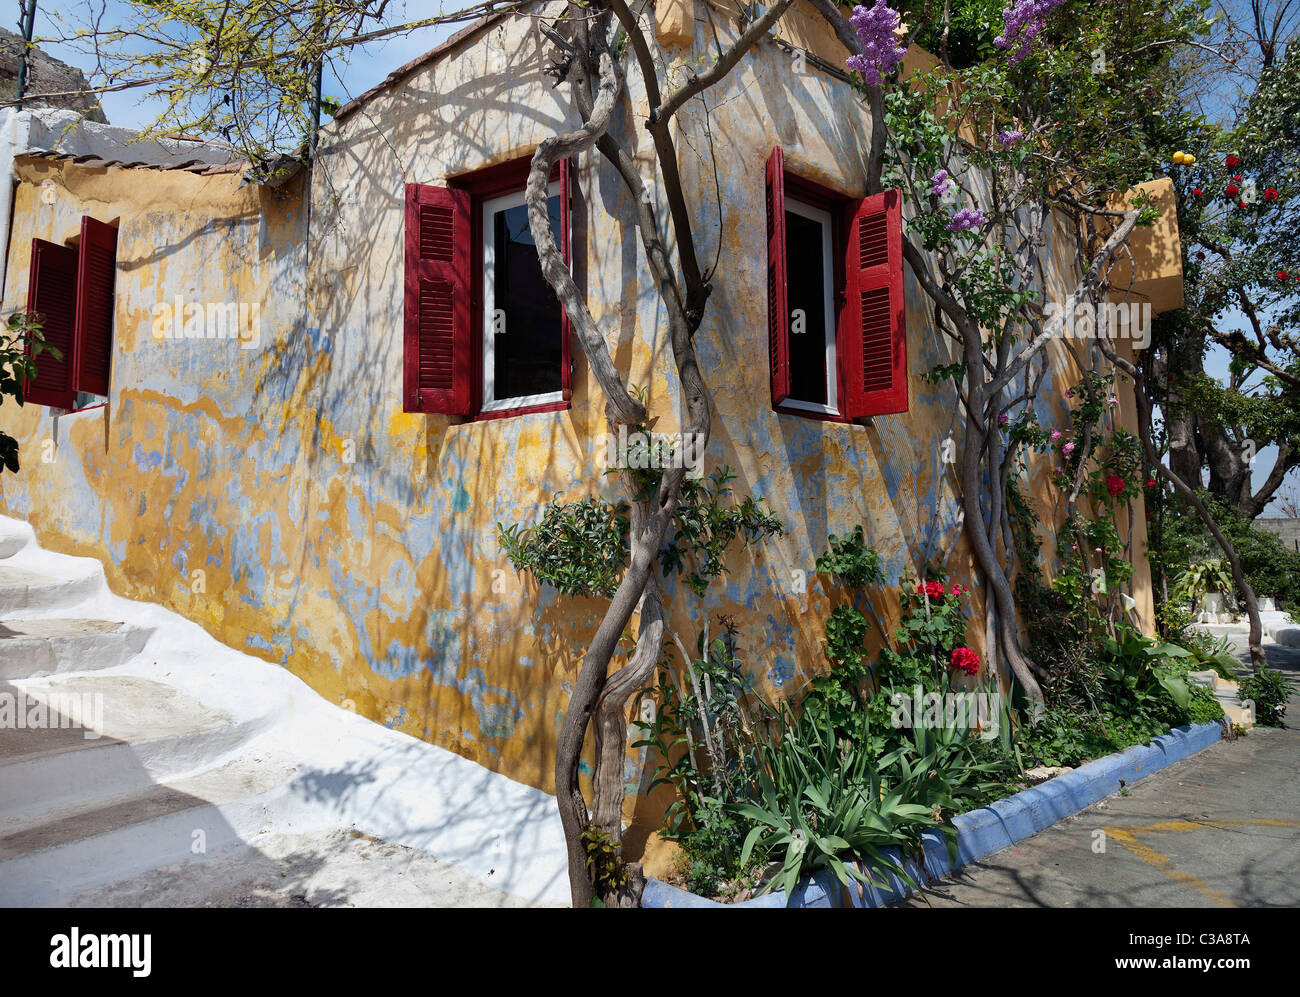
left=642, top=720, right=1223, bottom=908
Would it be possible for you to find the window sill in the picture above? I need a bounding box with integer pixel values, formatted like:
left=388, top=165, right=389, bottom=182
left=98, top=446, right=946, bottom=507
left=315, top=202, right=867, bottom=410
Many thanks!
left=471, top=399, right=571, bottom=422
left=775, top=403, right=860, bottom=426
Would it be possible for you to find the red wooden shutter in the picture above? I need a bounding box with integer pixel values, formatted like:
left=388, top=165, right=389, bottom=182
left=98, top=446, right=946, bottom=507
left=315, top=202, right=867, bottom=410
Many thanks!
left=842, top=189, right=907, bottom=419
left=558, top=156, right=573, bottom=402
left=766, top=147, right=791, bottom=407
left=24, top=239, right=79, bottom=410
left=73, top=216, right=118, bottom=397
left=404, top=183, right=472, bottom=415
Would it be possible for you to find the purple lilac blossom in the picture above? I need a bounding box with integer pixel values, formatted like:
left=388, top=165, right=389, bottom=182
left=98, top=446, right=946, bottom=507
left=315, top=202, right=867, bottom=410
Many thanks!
left=947, top=207, right=988, bottom=232
left=995, top=0, right=1069, bottom=64
left=997, top=129, right=1024, bottom=148
left=845, top=2, right=908, bottom=87
left=932, top=169, right=951, bottom=197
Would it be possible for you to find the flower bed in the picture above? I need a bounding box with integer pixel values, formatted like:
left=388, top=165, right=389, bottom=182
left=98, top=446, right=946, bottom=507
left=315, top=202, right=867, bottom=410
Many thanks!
left=642, top=720, right=1223, bottom=908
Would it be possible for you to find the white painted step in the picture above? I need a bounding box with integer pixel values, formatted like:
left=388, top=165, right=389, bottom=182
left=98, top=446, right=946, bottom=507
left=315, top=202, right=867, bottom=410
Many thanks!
left=0, top=674, right=269, bottom=824
left=0, top=753, right=300, bottom=906
left=0, top=618, right=154, bottom=679
left=0, top=513, right=570, bottom=906
left=0, top=562, right=104, bottom=614
left=0, top=519, right=33, bottom=559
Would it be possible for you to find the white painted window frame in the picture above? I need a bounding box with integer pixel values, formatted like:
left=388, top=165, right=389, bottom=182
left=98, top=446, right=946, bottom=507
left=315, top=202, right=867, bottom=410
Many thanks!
left=481, top=181, right=565, bottom=412
left=781, top=197, right=839, bottom=417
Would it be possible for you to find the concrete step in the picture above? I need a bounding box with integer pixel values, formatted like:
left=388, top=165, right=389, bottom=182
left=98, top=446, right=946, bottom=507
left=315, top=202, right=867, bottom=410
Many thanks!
left=0, top=754, right=299, bottom=906
left=0, top=562, right=104, bottom=615
left=0, top=674, right=264, bottom=824
left=0, top=618, right=154, bottom=679
left=0, top=520, right=33, bottom=559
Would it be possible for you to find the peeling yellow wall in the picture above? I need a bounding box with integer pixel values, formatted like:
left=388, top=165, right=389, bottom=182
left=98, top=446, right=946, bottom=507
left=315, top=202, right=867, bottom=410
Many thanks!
left=0, top=10, right=1164, bottom=832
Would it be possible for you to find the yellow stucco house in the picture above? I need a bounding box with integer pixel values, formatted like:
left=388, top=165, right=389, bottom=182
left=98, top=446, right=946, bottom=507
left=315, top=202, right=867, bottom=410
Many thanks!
left=0, top=2, right=1182, bottom=825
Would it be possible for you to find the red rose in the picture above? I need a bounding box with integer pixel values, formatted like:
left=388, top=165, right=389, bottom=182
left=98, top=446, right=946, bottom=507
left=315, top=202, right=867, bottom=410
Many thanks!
left=1265, top=188, right=1279, bottom=200
left=1195, top=251, right=1205, bottom=260
left=1192, top=188, right=1203, bottom=196
left=1107, top=475, right=1125, bottom=497
left=1232, top=173, right=1243, bottom=182
left=1226, top=184, right=1239, bottom=197
left=1146, top=478, right=1157, bottom=488
left=950, top=647, right=980, bottom=676
left=1280, top=271, right=1290, bottom=281
left=1226, top=154, right=1239, bottom=167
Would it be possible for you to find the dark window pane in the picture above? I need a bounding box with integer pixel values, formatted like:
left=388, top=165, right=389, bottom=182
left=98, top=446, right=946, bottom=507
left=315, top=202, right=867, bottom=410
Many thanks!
left=492, top=194, right=563, bottom=401
left=785, top=209, right=828, bottom=406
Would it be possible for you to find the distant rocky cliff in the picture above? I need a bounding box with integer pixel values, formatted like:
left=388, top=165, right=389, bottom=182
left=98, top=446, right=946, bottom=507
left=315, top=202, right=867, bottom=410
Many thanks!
left=0, top=26, right=107, bottom=122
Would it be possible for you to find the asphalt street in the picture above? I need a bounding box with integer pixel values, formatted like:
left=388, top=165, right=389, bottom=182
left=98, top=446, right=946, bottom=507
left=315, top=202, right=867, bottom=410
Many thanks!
left=898, top=635, right=1300, bottom=908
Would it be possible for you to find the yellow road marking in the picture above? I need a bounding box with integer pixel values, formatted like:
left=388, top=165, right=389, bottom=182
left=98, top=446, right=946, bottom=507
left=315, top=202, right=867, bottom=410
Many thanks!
left=1101, top=819, right=1300, bottom=909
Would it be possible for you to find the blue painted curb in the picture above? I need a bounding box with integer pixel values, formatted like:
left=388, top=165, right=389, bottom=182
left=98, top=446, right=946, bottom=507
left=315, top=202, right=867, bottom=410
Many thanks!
left=642, top=720, right=1223, bottom=908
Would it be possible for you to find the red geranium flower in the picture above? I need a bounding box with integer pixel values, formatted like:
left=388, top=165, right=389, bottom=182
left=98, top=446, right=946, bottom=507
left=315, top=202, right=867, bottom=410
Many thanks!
left=916, top=580, right=946, bottom=600
left=951, top=647, right=980, bottom=676
left=1107, top=475, right=1126, bottom=497
left=1264, top=188, right=1279, bottom=201
left=1226, top=154, right=1239, bottom=167
left=1226, top=184, right=1240, bottom=197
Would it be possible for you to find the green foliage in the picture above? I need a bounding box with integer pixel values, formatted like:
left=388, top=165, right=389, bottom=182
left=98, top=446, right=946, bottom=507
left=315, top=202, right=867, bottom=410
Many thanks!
left=1239, top=668, right=1289, bottom=728
left=498, top=466, right=783, bottom=602
left=496, top=496, right=629, bottom=599
left=580, top=824, right=629, bottom=897
left=815, top=526, right=884, bottom=591
left=633, top=621, right=763, bottom=895
left=1186, top=684, right=1225, bottom=726
left=660, top=467, right=784, bottom=599
left=1171, top=557, right=1235, bottom=607
left=0, top=312, right=58, bottom=475
left=1152, top=493, right=1300, bottom=605
left=734, top=699, right=935, bottom=903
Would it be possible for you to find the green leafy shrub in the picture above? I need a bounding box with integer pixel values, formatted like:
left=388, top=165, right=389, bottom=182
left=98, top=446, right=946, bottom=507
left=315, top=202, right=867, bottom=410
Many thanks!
left=1186, top=684, right=1225, bottom=726
left=496, top=496, right=629, bottom=598
left=1239, top=669, right=1289, bottom=728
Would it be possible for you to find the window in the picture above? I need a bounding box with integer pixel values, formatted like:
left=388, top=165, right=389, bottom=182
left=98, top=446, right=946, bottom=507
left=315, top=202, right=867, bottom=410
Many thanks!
left=404, top=157, right=571, bottom=419
left=24, top=216, right=117, bottom=411
left=765, top=146, right=907, bottom=422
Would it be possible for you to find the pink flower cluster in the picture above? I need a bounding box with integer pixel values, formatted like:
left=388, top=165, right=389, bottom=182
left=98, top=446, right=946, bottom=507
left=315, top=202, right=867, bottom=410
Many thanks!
left=846, top=1, right=908, bottom=87
left=995, top=0, right=1069, bottom=65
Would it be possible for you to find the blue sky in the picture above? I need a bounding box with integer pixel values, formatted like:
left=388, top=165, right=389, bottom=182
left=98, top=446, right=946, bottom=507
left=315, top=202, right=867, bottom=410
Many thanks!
left=32, top=0, right=462, bottom=131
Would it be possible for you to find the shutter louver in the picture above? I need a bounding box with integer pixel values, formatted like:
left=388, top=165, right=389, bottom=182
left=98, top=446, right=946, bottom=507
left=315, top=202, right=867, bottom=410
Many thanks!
left=843, top=189, right=907, bottom=420
left=74, top=216, right=117, bottom=397
left=765, top=147, right=791, bottom=407
left=404, top=183, right=472, bottom=415
left=24, top=239, right=79, bottom=410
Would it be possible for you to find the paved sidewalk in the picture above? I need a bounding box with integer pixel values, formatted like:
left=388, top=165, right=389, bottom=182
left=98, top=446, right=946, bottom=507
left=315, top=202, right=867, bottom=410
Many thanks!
left=899, top=637, right=1300, bottom=908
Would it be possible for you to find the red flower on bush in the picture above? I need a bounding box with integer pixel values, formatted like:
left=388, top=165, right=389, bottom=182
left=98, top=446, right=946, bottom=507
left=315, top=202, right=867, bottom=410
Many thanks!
left=1192, top=188, right=1203, bottom=196
left=1226, top=183, right=1240, bottom=197
left=1232, top=173, right=1243, bottom=182
left=1280, top=271, right=1290, bottom=281
left=1146, top=477, right=1158, bottom=489
left=1107, top=475, right=1126, bottom=497
left=1226, top=154, right=1239, bottom=167
left=916, top=580, right=946, bottom=600
left=951, top=647, right=980, bottom=676
left=1264, top=187, right=1279, bottom=201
